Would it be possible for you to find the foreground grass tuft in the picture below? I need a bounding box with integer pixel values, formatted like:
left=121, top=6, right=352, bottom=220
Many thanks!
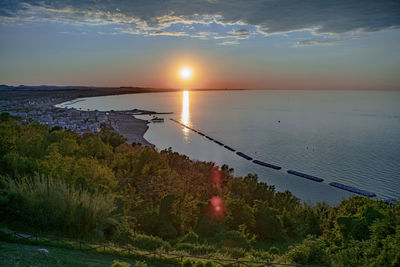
left=0, top=241, right=139, bottom=267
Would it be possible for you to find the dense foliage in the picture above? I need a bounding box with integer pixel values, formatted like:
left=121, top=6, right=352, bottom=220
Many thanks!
left=0, top=113, right=399, bottom=266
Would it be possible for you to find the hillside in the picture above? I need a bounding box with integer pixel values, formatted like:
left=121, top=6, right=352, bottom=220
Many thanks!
left=0, top=113, right=399, bottom=266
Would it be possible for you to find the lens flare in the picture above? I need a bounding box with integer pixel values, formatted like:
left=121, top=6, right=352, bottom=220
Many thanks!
left=211, top=196, right=222, bottom=207
left=207, top=196, right=225, bottom=220
left=211, top=167, right=221, bottom=187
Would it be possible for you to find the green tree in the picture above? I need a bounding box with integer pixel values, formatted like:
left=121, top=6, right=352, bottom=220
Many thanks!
left=98, top=127, right=127, bottom=149
left=253, top=201, right=283, bottom=241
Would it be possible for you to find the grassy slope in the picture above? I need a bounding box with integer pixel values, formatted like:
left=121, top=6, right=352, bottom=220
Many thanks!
left=0, top=241, right=141, bottom=267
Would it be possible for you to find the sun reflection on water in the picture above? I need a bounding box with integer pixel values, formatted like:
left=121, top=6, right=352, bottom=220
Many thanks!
left=181, top=90, right=190, bottom=138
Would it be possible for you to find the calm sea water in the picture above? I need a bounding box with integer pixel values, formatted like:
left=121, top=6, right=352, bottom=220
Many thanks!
left=60, top=90, right=400, bottom=204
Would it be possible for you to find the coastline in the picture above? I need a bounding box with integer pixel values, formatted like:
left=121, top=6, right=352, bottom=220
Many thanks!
left=108, top=111, right=154, bottom=147
left=0, top=87, right=164, bottom=148
left=2, top=88, right=396, bottom=203
left=0, top=87, right=231, bottom=149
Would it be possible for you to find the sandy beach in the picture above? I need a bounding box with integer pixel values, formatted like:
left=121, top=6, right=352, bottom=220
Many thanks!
left=109, top=112, right=154, bottom=147
left=0, top=87, right=176, bottom=148
left=1, top=86, right=232, bottom=149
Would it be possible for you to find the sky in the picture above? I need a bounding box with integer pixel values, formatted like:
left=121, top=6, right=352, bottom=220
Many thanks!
left=1, top=0, right=400, bottom=90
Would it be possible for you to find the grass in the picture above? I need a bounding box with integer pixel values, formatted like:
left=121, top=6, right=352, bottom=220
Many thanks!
left=0, top=241, right=140, bottom=267
left=0, top=231, right=208, bottom=267
left=4, top=176, right=116, bottom=240
left=0, top=227, right=296, bottom=267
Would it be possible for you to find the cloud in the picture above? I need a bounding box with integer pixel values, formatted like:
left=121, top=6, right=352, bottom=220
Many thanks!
left=148, top=31, right=188, bottom=37
left=296, top=39, right=341, bottom=46
left=1, top=0, right=399, bottom=43
left=217, top=40, right=239, bottom=46
left=296, top=35, right=360, bottom=46
left=191, top=32, right=213, bottom=40
left=234, top=29, right=249, bottom=35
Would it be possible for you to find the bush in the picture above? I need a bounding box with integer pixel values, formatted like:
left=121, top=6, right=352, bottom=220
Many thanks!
left=129, top=233, right=171, bottom=251
left=134, top=261, right=147, bottom=267
left=251, top=250, right=274, bottom=262
left=158, top=221, right=178, bottom=239
left=254, top=206, right=283, bottom=242
left=268, top=246, right=280, bottom=255
left=182, top=259, right=194, bottom=267
left=222, top=247, right=247, bottom=259
left=112, top=223, right=171, bottom=251
left=111, top=261, right=131, bottom=267
left=195, top=217, right=223, bottom=238
left=179, top=231, right=199, bottom=244
left=4, top=176, right=116, bottom=239
left=285, top=236, right=330, bottom=265
left=111, top=222, right=135, bottom=245
left=214, top=230, right=251, bottom=249
left=175, top=242, right=215, bottom=255
left=0, top=112, right=11, bottom=122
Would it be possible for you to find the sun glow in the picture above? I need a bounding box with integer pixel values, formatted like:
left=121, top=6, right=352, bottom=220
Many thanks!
left=179, top=67, right=192, bottom=80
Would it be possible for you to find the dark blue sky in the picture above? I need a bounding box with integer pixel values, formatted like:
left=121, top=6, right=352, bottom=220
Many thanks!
left=1, top=0, right=399, bottom=89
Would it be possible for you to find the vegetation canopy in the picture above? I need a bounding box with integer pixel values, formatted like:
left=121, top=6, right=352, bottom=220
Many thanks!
left=0, top=114, right=399, bottom=266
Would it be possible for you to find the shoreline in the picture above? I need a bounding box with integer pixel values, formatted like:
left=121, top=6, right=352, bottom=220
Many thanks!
left=0, top=88, right=167, bottom=148
left=0, top=87, right=231, bottom=149
left=1, top=89, right=395, bottom=204
left=108, top=111, right=154, bottom=147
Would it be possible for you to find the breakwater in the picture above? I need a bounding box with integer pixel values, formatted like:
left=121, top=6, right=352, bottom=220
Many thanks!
left=287, top=170, right=324, bottom=182
left=329, top=182, right=376, bottom=197
left=236, top=152, right=253, bottom=160
left=253, top=160, right=281, bottom=170
left=169, top=118, right=378, bottom=198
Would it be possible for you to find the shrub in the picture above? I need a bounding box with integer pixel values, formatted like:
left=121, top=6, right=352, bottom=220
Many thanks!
left=111, top=222, right=135, bottom=245
left=225, top=198, right=255, bottom=230
left=111, top=261, right=131, bottom=267
left=268, top=246, right=280, bottom=255
left=254, top=206, right=283, bottom=242
left=182, top=259, right=194, bottom=267
left=112, top=223, right=171, bottom=251
left=175, top=242, right=215, bottom=255
left=251, top=250, right=274, bottom=262
left=0, top=112, right=11, bottom=122
left=97, top=127, right=127, bottom=149
left=158, top=221, right=178, bottom=239
left=179, top=231, right=199, bottom=244
left=195, top=217, right=223, bottom=238
left=214, top=230, right=251, bottom=249
left=129, top=233, right=171, bottom=251
left=222, top=247, right=247, bottom=259
left=4, top=176, right=116, bottom=239
left=285, top=236, right=330, bottom=265
left=134, top=261, right=147, bottom=267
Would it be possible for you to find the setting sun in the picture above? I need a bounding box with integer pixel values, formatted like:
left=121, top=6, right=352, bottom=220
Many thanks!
left=179, top=67, right=192, bottom=80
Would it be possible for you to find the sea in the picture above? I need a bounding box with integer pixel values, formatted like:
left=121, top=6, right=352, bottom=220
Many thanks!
left=59, top=90, right=400, bottom=205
